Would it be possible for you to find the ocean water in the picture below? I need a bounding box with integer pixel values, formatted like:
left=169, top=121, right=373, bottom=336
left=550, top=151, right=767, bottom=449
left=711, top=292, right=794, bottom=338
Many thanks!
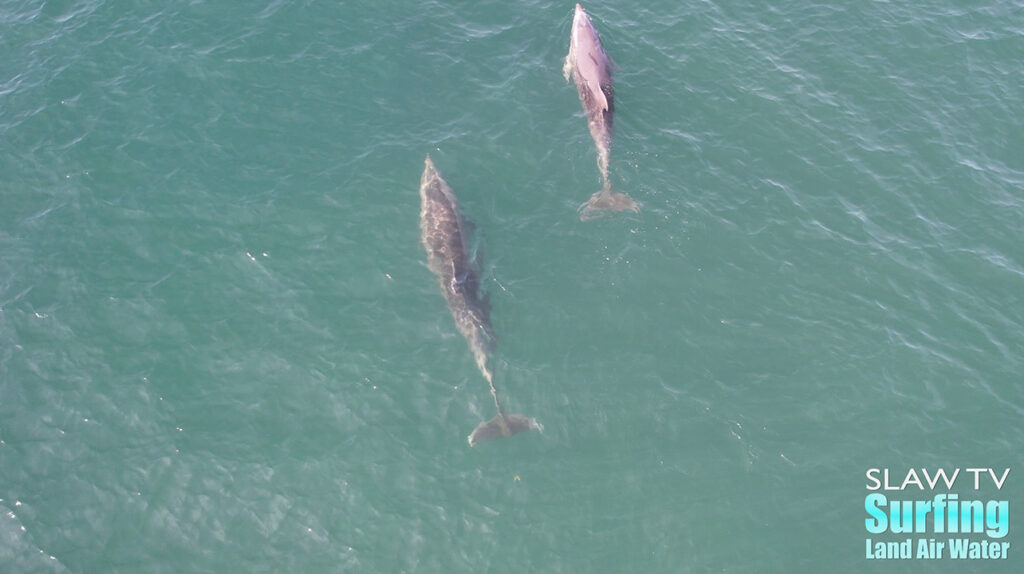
left=1, top=0, right=1022, bottom=572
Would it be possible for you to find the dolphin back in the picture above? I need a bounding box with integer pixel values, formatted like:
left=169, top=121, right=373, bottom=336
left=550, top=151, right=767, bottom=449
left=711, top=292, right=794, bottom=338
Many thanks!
left=420, top=155, right=495, bottom=379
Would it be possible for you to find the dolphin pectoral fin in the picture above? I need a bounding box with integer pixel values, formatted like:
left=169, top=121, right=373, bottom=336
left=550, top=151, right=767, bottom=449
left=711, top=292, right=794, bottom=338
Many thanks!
left=467, top=414, right=543, bottom=447
left=563, top=52, right=574, bottom=82
left=578, top=186, right=641, bottom=222
left=596, top=86, right=609, bottom=112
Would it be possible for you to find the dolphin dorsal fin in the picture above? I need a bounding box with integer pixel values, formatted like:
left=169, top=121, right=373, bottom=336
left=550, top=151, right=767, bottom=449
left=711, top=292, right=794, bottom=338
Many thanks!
left=450, top=260, right=470, bottom=293
left=590, top=80, right=609, bottom=111
left=585, top=54, right=610, bottom=111
left=449, top=260, right=461, bottom=291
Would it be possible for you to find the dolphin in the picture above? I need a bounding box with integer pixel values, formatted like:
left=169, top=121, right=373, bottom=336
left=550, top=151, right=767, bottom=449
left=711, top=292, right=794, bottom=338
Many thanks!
left=563, top=3, right=640, bottom=221
left=419, top=156, right=542, bottom=446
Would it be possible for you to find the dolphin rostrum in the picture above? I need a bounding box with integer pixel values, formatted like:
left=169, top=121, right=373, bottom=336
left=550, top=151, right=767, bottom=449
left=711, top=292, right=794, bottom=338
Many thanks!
left=564, top=3, right=640, bottom=221
left=419, top=156, right=542, bottom=446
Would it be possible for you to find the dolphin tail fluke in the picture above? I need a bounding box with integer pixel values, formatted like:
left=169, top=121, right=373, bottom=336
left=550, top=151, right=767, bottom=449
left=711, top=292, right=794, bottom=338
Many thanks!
left=578, top=183, right=641, bottom=221
left=467, top=413, right=543, bottom=447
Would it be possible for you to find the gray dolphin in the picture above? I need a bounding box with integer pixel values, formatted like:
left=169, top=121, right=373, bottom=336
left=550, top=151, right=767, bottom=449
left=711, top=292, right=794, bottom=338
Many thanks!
left=564, top=3, right=640, bottom=221
left=419, top=156, right=542, bottom=446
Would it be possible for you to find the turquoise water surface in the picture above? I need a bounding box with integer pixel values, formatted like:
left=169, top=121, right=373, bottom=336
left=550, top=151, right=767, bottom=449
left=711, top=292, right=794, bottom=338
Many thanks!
left=2, top=1, right=1022, bottom=572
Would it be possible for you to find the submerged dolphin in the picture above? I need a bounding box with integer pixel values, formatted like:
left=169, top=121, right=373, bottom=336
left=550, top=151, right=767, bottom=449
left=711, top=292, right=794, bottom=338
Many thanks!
left=419, top=156, right=542, bottom=446
left=564, top=3, right=640, bottom=221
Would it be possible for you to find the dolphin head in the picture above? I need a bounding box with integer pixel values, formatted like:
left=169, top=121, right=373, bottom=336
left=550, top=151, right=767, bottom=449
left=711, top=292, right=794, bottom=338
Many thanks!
left=572, top=4, right=596, bottom=38
left=571, top=4, right=589, bottom=45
